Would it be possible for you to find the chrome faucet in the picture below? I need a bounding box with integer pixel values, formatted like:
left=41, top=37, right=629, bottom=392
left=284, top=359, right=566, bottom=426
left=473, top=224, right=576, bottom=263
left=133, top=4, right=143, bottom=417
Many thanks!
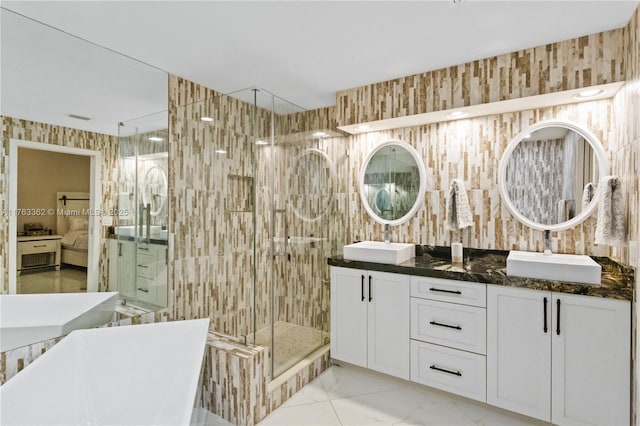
left=384, top=224, right=390, bottom=244
left=544, top=230, right=552, bottom=255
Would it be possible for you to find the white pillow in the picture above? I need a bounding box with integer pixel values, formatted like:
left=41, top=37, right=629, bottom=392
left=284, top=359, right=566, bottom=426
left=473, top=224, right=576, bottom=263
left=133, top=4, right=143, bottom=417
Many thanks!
left=67, top=216, right=89, bottom=231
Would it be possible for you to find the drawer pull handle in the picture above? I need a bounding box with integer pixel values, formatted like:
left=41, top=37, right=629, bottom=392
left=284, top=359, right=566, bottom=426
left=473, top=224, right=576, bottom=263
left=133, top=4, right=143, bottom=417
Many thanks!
left=429, top=287, right=462, bottom=295
left=137, top=265, right=149, bottom=268
left=429, top=321, right=462, bottom=330
left=138, top=247, right=149, bottom=251
left=556, top=299, right=561, bottom=335
left=361, top=275, right=365, bottom=302
left=137, top=288, right=149, bottom=293
left=430, top=365, right=462, bottom=377
left=33, top=244, right=47, bottom=248
left=543, top=297, right=548, bottom=333
left=368, top=275, right=372, bottom=302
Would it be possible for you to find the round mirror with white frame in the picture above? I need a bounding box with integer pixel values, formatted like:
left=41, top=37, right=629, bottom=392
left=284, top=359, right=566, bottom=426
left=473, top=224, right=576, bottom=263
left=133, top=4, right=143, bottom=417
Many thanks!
left=360, top=139, right=427, bottom=225
left=498, top=120, right=608, bottom=232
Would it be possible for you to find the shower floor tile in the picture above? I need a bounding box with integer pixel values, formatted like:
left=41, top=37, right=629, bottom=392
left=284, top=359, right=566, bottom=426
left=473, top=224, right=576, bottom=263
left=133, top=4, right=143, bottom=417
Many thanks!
left=254, top=321, right=327, bottom=376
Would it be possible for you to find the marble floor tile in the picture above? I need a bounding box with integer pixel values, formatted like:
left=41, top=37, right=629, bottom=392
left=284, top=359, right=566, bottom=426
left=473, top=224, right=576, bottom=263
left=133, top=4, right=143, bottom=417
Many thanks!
left=318, top=364, right=403, bottom=400
left=260, top=365, right=545, bottom=426
left=17, top=267, right=87, bottom=294
left=281, top=377, right=329, bottom=408
left=259, top=401, right=341, bottom=426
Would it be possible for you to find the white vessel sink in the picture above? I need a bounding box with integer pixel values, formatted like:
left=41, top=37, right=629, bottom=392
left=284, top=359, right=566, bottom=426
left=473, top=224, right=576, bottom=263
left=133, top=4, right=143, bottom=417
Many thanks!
left=507, top=250, right=602, bottom=285
left=343, top=241, right=415, bottom=265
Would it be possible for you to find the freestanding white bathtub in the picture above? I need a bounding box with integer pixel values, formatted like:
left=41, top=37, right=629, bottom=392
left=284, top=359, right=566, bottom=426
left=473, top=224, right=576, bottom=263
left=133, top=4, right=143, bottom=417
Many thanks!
left=0, top=319, right=210, bottom=425
left=0, top=291, right=120, bottom=352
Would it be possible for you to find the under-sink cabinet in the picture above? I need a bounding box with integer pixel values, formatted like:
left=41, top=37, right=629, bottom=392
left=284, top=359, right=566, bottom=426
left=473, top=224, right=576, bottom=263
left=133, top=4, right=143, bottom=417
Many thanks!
left=330, top=267, right=410, bottom=379
left=487, top=285, right=630, bottom=425
left=330, top=267, right=630, bottom=425
left=410, top=276, right=487, bottom=402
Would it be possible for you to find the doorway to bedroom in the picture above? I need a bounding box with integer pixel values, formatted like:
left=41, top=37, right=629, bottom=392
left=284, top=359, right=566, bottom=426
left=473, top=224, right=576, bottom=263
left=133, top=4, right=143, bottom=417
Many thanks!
left=8, top=140, right=102, bottom=295
left=16, top=148, right=90, bottom=293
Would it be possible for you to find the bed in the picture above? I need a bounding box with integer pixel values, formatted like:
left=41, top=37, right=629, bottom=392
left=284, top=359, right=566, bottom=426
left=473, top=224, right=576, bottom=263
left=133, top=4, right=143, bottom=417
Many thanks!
left=56, top=192, right=90, bottom=268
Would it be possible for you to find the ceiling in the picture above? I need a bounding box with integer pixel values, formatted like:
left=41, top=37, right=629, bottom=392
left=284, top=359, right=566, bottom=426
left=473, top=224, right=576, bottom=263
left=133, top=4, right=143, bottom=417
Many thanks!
left=1, top=1, right=639, bottom=135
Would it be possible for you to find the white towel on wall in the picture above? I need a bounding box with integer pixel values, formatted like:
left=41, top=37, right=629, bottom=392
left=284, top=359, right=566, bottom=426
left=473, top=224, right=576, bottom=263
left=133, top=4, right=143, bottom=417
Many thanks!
left=594, top=176, right=626, bottom=246
left=581, top=182, right=596, bottom=210
left=445, top=179, right=473, bottom=231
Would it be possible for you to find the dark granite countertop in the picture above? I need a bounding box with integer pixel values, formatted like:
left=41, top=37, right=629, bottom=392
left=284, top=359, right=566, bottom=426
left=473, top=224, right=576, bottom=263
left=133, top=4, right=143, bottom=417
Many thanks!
left=328, top=246, right=634, bottom=301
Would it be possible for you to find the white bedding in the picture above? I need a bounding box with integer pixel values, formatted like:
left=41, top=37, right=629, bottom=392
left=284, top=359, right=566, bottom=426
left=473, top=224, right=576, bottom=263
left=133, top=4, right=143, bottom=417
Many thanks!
left=61, top=230, right=89, bottom=250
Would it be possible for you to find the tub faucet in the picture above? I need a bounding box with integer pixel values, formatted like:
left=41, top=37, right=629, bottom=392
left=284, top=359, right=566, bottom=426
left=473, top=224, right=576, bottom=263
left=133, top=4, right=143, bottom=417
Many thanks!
left=384, top=224, right=390, bottom=244
left=544, top=230, right=552, bottom=256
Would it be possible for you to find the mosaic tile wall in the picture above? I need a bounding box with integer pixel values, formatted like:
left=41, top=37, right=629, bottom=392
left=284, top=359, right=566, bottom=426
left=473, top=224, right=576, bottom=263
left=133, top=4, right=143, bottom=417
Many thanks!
left=505, top=139, right=565, bottom=225
left=336, top=28, right=625, bottom=126
left=0, top=117, right=119, bottom=294
left=613, top=5, right=640, bottom=423
left=345, top=100, right=615, bottom=256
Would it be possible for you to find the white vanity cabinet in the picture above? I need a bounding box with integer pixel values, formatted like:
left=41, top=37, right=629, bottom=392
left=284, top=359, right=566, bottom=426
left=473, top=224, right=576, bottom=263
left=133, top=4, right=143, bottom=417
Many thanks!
left=410, top=277, right=487, bottom=402
left=487, top=285, right=630, bottom=425
left=108, top=239, right=136, bottom=298
left=330, top=267, right=410, bottom=379
left=136, top=243, right=168, bottom=307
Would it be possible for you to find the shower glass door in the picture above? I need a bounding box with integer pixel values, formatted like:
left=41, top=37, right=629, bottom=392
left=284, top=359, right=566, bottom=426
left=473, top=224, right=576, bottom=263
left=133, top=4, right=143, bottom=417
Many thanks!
left=116, top=111, right=169, bottom=311
left=248, top=90, right=338, bottom=378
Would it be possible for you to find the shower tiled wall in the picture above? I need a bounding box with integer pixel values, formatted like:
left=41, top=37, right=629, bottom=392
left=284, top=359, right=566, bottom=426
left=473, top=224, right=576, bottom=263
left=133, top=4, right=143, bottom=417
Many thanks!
left=168, top=77, right=346, bottom=337
left=0, top=117, right=119, bottom=293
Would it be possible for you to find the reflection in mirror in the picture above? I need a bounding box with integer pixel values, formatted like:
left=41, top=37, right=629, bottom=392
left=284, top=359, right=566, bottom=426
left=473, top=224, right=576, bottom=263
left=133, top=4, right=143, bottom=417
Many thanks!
left=499, top=120, right=608, bottom=232
left=1, top=7, right=169, bottom=349
left=143, top=167, right=168, bottom=217
left=360, top=140, right=427, bottom=225
left=290, top=148, right=335, bottom=222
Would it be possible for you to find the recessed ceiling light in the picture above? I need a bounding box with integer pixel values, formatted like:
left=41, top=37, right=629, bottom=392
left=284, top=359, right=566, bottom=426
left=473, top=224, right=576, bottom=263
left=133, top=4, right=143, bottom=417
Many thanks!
left=148, top=136, right=163, bottom=142
left=255, top=140, right=268, bottom=145
left=215, top=149, right=227, bottom=154
left=201, top=116, right=214, bottom=122
left=356, top=125, right=370, bottom=131
left=312, top=131, right=328, bottom=138
left=573, top=89, right=605, bottom=100
left=446, top=111, right=468, bottom=119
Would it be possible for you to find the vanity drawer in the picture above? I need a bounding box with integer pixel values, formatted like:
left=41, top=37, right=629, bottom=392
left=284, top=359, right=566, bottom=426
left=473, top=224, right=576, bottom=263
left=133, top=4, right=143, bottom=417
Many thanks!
left=136, top=277, right=155, bottom=303
left=411, top=298, right=486, bottom=354
left=411, top=340, right=486, bottom=402
left=411, top=276, right=486, bottom=307
left=19, top=240, right=58, bottom=255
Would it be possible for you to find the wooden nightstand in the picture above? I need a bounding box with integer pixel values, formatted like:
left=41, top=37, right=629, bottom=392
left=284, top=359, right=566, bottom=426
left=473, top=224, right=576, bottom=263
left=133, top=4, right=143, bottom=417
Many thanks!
left=17, top=235, right=62, bottom=275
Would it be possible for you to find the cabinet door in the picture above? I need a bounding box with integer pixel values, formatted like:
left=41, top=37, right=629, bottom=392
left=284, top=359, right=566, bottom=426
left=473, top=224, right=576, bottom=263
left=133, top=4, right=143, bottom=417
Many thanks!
left=552, top=294, right=630, bottom=426
left=117, top=240, right=136, bottom=299
left=487, top=285, right=551, bottom=421
left=330, top=267, right=368, bottom=367
left=368, top=271, right=410, bottom=379
left=107, top=240, right=119, bottom=292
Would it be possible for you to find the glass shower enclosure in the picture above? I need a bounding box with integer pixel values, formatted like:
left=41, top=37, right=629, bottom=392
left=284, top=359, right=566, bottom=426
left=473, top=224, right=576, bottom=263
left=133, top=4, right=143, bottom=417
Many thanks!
left=177, top=88, right=344, bottom=378
left=115, top=110, right=169, bottom=311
